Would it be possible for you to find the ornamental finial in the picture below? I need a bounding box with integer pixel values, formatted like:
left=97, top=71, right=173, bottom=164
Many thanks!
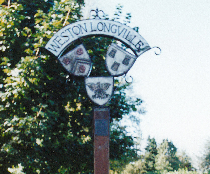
left=90, top=8, right=105, bottom=19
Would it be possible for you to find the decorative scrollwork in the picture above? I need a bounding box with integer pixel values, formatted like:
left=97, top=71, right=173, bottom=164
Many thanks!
left=124, top=75, right=133, bottom=84
left=152, top=46, right=161, bottom=55
left=90, top=8, right=105, bottom=19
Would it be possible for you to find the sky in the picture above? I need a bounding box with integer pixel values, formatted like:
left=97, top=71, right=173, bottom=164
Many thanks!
left=83, top=0, right=210, bottom=167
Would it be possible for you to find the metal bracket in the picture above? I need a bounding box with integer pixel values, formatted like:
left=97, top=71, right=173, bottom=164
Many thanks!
left=124, top=74, right=133, bottom=84
left=152, top=46, right=162, bottom=55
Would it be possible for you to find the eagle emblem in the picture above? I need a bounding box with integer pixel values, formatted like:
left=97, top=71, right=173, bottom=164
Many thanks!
left=85, top=77, right=114, bottom=105
left=87, top=82, right=111, bottom=99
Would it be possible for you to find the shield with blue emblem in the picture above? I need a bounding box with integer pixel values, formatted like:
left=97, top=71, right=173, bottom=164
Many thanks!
left=105, top=43, right=137, bottom=76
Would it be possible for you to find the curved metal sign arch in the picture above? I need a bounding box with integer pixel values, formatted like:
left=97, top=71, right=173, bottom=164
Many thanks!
left=45, top=19, right=151, bottom=57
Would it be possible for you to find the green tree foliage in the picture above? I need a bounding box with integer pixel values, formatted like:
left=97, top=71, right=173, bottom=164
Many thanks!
left=155, top=139, right=180, bottom=172
left=122, top=136, right=158, bottom=174
left=0, top=1, right=142, bottom=173
left=200, top=140, right=210, bottom=173
left=122, top=138, right=194, bottom=174
left=177, top=151, right=193, bottom=171
left=123, top=157, right=147, bottom=174
left=122, top=156, right=146, bottom=174
left=110, top=121, right=138, bottom=174
left=165, top=168, right=199, bottom=174
left=144, top=136, right=158, bottom=172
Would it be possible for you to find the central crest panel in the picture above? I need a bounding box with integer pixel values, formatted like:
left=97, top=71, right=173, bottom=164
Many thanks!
left=85, top=77, right=114, bottom=106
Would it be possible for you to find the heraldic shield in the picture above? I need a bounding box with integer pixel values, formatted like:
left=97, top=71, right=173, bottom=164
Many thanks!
left=58, top=44, right=91, bottom=76
left=85, top=77, right=114, bottom=106
left=105, top=43, right=137, bottom=76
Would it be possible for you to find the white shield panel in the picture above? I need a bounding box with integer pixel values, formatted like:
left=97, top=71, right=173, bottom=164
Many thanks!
left=58, top=44, right=91, bottom=76
left=85, top=77, right=114, bottom=106
left=105, top=43, right=137, bottom=76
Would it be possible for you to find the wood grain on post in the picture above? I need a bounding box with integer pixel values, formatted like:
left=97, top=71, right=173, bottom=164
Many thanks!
left=93, top=107, right=110, bottom=174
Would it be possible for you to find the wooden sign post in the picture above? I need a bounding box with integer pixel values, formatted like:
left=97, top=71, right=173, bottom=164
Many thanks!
left=93, top=107, right=110, bottom=174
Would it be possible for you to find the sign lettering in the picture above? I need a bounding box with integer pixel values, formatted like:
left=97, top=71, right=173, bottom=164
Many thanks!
left=45, top=19, right=151, bottom=57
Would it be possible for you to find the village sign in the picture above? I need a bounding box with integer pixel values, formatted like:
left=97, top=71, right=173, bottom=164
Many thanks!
left=45, top=19, right=154, bottom=105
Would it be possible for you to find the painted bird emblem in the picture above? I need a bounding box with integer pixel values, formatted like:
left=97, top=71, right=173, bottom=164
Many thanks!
left=87, top=82, right=111, bottom=99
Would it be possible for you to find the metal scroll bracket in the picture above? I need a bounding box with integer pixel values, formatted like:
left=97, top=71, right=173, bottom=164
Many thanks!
left=152, top=46, right=162, bottom=55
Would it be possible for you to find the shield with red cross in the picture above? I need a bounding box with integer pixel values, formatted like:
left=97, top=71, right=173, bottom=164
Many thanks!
left=105, top=43, right=137, bottom=76
left=58, top=44, right=92, bottom=76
